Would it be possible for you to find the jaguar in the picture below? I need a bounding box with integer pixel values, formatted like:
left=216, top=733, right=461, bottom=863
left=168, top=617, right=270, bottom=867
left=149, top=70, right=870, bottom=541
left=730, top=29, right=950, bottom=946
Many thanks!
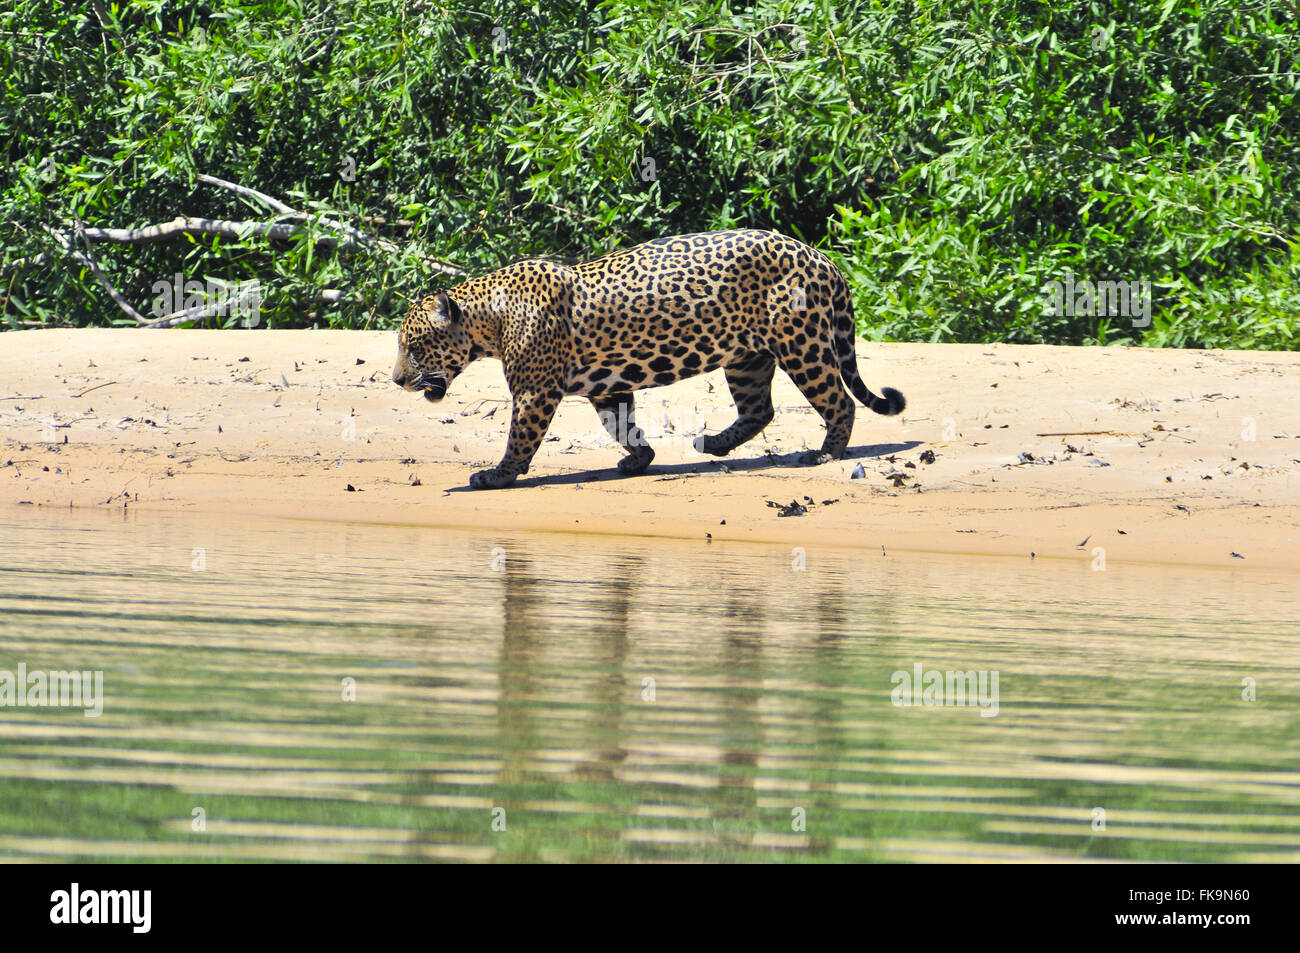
left=393, top=229, right=905, bottom=489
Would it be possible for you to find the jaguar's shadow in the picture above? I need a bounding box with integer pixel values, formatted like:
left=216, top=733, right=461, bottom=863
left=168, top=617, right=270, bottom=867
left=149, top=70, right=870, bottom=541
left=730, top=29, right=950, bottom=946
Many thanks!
left=443, top=440, right=923, bottom=492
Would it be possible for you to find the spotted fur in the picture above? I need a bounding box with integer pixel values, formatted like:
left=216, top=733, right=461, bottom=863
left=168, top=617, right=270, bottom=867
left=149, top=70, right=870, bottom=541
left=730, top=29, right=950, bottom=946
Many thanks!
left=393, top=229, right=905, bottom=489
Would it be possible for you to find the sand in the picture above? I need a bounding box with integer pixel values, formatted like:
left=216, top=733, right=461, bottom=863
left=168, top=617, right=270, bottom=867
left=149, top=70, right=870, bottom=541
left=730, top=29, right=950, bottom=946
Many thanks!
left=2, top=329, right=1297, bottom=571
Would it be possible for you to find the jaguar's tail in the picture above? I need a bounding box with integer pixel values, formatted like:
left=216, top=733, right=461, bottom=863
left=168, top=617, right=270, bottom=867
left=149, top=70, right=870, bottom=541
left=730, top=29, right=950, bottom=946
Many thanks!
left=831, top=282, right=905, bottom=417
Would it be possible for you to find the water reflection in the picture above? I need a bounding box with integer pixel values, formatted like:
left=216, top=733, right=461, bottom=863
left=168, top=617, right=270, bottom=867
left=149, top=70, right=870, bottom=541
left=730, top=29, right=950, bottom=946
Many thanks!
left=0, top=508, right=1297, bottom=862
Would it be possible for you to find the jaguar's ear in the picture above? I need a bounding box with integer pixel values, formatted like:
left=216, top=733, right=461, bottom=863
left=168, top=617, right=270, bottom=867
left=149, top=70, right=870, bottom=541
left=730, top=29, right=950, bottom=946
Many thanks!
left=434, top=292, right=462, bottom=325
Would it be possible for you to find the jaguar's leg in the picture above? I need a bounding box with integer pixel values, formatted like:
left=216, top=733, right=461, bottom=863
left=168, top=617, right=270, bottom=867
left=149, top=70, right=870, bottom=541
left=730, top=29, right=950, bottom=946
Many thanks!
left=776, top=344, right=855, bottom=465
left=590, top=391, right=655, bottom=475
left=469, top=388, right=562, bottom=489
left=693, top=351, right=776, bottom=457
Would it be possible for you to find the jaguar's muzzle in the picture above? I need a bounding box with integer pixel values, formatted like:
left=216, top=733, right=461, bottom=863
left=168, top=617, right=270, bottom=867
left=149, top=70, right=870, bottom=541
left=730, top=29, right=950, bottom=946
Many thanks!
left=413, top=372, right=448, bottom=402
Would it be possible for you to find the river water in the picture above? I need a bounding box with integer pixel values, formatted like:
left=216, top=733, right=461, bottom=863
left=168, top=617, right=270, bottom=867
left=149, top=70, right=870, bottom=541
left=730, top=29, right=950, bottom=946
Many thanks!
left=1, top=508, right=1297, bottom=862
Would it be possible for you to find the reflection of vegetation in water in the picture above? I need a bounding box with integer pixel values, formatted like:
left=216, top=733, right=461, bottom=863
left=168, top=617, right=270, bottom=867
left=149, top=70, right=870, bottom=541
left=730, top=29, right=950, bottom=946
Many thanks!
left=0, top=510, right=1297, bottom=862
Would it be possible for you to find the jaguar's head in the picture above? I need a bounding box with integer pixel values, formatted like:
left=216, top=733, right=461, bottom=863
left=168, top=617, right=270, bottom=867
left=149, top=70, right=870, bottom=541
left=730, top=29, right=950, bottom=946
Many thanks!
left=393, top=292, right=471, bottom=403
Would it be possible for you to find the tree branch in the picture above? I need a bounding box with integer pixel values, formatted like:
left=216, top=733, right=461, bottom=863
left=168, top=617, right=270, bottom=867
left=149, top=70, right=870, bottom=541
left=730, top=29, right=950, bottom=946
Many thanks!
left=196, top=172, right=463, bottom=275
left=44, top=224, right=151, bottom=324
left=20, top=173, right=465, bottom=327
left=142, top=288, right=350, bottom=328
left=196, top=173, right=296, bottom=215
left=66, top=216, right=365, bottom=250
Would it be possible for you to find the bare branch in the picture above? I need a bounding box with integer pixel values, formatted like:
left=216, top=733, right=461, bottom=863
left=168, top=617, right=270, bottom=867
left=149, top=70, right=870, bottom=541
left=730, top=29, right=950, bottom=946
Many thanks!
left=43, top=224, right=151, bottom=324
left=196, top=173, right=296, bottom=215
left=199, top=172, right=379, bottom=251
left=196, top=172, right=464, bottom=275
left=141, top=295, right=252, bottom=328
left=142, top=288, right=350, bottom=328
left=3, top=252, right=52, bottom=272
left=24, top=172, right=465, bottom=326
left=411, top=249, right=465, bottom=277
left=67, top=216, right=365, bottom=250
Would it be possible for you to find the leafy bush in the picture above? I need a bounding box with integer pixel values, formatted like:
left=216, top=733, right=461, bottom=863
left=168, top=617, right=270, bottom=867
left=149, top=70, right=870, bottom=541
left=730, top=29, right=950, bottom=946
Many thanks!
left=2, top=0, right=1297, bottom=347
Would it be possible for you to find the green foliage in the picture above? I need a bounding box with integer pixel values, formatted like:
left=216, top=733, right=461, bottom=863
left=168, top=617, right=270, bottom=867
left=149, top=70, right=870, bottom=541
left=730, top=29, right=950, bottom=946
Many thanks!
left=1, top=0, right=1297, bottom=347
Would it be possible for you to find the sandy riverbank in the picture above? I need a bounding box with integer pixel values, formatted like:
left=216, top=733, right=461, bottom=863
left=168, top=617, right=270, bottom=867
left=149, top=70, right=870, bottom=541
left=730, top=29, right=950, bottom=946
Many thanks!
left=2, top=329, right=1297, bottom=570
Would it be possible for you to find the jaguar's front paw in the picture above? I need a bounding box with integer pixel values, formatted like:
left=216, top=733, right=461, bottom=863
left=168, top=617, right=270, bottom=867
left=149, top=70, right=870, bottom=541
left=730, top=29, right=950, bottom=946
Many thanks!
left=692, top=434, right=732, bottom=457
left=469, top=467, right=518, bottom=490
